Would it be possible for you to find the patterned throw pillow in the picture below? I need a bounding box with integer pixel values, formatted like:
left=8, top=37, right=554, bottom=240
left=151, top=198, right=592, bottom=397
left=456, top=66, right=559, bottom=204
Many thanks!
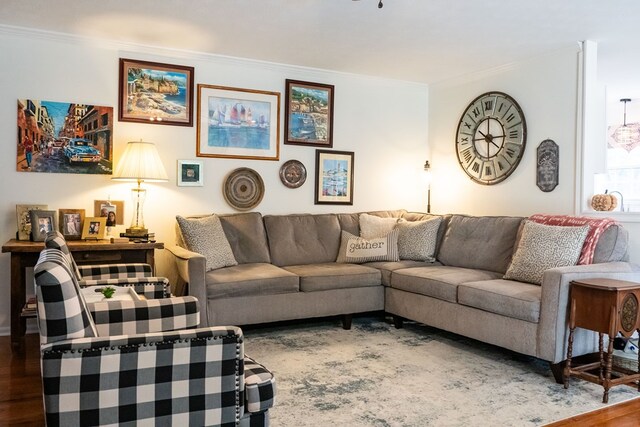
left=396, top=217, right=442, bottom=261
left=176, top=215, right=238, bottom=271
left=359, top=213, right=399, bottom=239
left=504, top=221, right=590, bottom=285
left=336, top=229, right=399, bottom=263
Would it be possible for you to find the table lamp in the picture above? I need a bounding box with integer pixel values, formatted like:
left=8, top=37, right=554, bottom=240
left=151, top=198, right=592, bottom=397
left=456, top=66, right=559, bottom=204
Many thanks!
left=112, top=140, right=168, bottom=237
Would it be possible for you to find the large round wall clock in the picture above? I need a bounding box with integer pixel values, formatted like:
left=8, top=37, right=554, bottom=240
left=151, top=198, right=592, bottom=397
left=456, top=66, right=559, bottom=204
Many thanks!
left=455, top=91, right=527, bottom=185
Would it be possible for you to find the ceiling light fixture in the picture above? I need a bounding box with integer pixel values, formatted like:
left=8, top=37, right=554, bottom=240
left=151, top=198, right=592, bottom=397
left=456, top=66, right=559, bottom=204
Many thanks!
left=352, top=0, right=384, bottom=8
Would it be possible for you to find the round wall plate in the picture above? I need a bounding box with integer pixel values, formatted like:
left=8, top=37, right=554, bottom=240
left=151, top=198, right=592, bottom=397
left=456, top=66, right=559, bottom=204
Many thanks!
left=279, top=160, right=307, bottom=188
left=223, top=167, right=265, bottom=211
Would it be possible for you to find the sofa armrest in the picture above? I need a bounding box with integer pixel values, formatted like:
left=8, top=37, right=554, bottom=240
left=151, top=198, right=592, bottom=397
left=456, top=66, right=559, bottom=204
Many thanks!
left=87, top=296, right=200, bottom=335
left=537, top=261, right=640, bottom=363
left=165, top=244, right=208, bottom=327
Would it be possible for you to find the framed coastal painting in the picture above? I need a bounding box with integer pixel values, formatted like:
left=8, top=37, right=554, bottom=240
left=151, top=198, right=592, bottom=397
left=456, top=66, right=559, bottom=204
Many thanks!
left=29, top=209, right=57, bottom=242
left=284, top=79, right=334, bottom=148
left=59, top=209, right=85, bottom=241
left=314, top=150, right=354, bottom=205
left=177, top=160, right=204, bottom=186
left=118, top=58, right=194, bottom=126
left=196, top=84, right=280, bottom=160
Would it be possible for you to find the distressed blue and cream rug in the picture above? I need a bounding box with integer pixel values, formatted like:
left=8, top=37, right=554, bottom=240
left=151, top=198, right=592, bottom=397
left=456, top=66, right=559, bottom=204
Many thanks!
left=243, top=317, right=638, bottom=426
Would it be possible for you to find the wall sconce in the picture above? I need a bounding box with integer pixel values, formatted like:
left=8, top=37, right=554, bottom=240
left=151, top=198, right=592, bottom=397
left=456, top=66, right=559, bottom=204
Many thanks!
left=423, top=160, right=432, bottom=213
left=112, top=140, right=168, bottom=236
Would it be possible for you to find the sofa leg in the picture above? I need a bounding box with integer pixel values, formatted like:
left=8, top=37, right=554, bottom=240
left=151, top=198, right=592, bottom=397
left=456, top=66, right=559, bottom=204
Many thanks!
left=393, top=315, right=404, bottom=329
left=342, top=314, right=352, bottom=330
left=549, top=361, right=566, bottom=384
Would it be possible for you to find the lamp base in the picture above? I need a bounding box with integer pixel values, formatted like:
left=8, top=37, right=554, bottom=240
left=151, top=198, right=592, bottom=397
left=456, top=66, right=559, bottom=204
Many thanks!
left=125, top=227, right=149, bottom=237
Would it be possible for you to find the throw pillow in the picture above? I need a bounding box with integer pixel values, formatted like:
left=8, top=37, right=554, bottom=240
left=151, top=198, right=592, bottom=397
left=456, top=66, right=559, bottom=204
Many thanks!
left=396, top=217, right=442, bottom=261
left=359, top=213, right=399, bottom=239
left=176, top=215, right=238, bottom=271
left=336, top=229, right=400, bottom=263
left=504, top=221, right=590, bottom=285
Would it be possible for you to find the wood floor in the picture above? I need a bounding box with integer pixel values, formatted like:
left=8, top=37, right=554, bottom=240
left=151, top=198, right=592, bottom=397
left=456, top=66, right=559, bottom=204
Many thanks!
left=0, top=333, right=638, bottom=426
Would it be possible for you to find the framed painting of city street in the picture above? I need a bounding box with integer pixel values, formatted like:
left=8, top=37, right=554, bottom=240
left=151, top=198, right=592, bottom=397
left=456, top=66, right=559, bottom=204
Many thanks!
left=285, top=79, right=334, bottom=148
left=59, top=209, right=85, bottom=241
left=196, top=84, right=280, bottom=160
left=314, top=149, right=354, bottom=205
left=119, top=58, right=194, bottom=127
left=17, top=99, right=113, bottom=174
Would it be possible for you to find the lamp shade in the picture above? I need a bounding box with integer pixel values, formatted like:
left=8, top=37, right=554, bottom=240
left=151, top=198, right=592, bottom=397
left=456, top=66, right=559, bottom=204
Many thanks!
left=112, top=140, right=168, bottom=182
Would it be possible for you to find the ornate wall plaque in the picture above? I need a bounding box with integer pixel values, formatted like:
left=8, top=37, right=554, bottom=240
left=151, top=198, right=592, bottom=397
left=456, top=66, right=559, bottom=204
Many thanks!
left=536, top=139, right=559, bottom=192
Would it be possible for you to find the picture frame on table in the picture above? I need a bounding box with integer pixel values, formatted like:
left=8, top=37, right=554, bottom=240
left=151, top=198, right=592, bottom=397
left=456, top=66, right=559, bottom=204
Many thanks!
left=94, top=200, right=124, bottom=226
left=15, top=204, right=48, bottom=241
left=196, top=84, right=280, bottom=160
left=177, top=160, right=204, bottom=186
left=314, top=150, right=354, bottom=205
left=29, top=209, right=57, bottom=242
left=284, top=79, right=334, bottom=148
left=118, top=58, right=194, bottom=127
left=58, top=209, right=85, bottom=241
left=81, top=217, right=107, bottom=240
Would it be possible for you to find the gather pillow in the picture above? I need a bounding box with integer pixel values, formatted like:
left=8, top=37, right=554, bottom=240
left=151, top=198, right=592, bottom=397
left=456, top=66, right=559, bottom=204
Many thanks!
left=336, top=229, right=399, bottom=263
left=176, top=215, right=238, bottom=271
left=359, top=213, right=399, bottom=239
left=504, top=221, right=589, bottom=285
left=396, top=217, right=442, bottom=262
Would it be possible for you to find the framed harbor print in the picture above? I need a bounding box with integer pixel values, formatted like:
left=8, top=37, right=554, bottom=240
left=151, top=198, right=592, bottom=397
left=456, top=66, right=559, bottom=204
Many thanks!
left=285, top=79, right=334, bottom=147
left=59, top=209, right=85, bottom=241
left=81, top=217, right=107, bottom=240
left=196, top=84, right=280, bottom=160
left=314, top=150, right=354, bottom=205
left=177, top=160, right=204, bottom=186
left=118, top=58, right=194, bottom=126
left=16, top=204, right=48, bottom=240
left=29, top=209, right=57, bottom=242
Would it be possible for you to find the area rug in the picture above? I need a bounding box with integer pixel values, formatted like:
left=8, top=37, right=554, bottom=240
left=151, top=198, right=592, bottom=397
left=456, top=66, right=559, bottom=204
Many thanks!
left=243, top=316, right=638, bottom=426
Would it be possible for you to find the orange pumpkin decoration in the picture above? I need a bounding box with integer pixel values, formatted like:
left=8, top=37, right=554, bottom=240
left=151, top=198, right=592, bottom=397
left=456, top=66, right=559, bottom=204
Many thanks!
left=591, top=192, right=618, bottom=211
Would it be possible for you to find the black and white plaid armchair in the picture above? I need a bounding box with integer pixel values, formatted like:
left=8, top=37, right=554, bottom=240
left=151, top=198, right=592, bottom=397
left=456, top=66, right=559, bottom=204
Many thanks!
left=35, top=247, right=276, bottom=426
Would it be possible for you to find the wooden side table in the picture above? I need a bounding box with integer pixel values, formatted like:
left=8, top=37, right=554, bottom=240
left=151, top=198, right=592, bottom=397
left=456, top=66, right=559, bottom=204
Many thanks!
left=2, top=239, right=163, bottom=354
left=564, top=278, right=640, bottom=403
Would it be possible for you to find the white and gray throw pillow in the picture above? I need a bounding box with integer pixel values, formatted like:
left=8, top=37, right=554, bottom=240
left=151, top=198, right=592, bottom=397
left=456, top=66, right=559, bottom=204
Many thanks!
left=359, top=213, right=399, bottom=239
left=336, top=229, right=400, bottom=263
left=504, top=221, right=589, bottom=285
left=396, top=217, right=442, bottom=261
left=176, top=214, right=238, bottom=271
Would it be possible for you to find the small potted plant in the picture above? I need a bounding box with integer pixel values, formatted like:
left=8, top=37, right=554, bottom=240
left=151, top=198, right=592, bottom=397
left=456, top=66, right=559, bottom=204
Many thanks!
left=101, top=286, right=116, bottom=299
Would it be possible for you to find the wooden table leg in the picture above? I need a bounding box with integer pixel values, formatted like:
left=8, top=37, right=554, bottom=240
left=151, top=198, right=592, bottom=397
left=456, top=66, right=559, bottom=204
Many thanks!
left=564, top=299, right=577, bottom=389
left=598, top=333, right=604, bottom=382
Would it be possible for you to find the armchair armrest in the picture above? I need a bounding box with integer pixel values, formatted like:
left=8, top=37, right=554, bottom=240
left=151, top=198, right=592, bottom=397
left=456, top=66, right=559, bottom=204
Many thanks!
left=80, top=277, right=171, bottom=299
left=538, top=261, right=640, bottom=363
left=165, top=244, right=208, bottom=326
left=244, top=356, right=276, bottom=413
left=78, top=263, right=153, bottom=279
left=87, top=296, right=200, bottom=335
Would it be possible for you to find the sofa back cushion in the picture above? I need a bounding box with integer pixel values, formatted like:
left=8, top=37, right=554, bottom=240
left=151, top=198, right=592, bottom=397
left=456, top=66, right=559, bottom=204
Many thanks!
left=264, top=214, right=342, bottom=266
left=219, top=212, right=271, bottom=264
left=437, top=214, right=523, bottom=273
left=593, top=223, right=629, bottom=263
left=336, top=210, right=406, bottom=237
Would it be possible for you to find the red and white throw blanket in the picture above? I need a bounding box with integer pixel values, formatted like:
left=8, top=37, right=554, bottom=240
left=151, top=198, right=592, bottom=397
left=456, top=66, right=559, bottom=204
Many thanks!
left=528, top=214, right=616, bottom=265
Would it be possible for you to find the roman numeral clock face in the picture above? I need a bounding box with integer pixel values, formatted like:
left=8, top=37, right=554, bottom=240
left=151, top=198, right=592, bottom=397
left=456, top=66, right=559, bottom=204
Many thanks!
left=456, top=92, right=527, bottom=185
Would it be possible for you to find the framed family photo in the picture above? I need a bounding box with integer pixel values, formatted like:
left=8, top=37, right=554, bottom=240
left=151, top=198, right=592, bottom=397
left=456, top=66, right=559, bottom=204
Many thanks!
left=196, top=84, right=280, bottom=160
left=59, top=209, right=85, bottom=241
left=29, top=209, right=57, bottom=242
left=94, top=200, right=124, bottom=226
left=284, top=79, right=334, bottom=148
left=81, top=217, right=107, bottom=240
left=118, top=58, right=194, bottom=127
left=16, top=204, right=48, bottom=240
left=314, top=150, right=354, bottom=205
left=177, top=160, right=204, bottom=186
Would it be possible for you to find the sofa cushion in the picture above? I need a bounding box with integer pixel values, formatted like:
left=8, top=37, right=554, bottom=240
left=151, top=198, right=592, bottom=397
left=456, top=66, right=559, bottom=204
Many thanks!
left=177, top=215, right=238, bottom=271
left=336, top=230, right=400, bottom=263
left=219, top=212, right=271, bottom=264
left=284, top=263, right=381, bottom=292
left=437, top=215, right=523, bottom=273
left=458, top=279, right=542, bottom=323
left=593, top=224, right=629, bottom=263
left=364, top=260, right=439, bottom=286
left=359, top=213, right=399, bottom=239
left=391, top=266, right=502, bottom=303
left=396, top=217, right=442, bottom=261
left=205, top=263, right=299, bottom=298
left=264, top=214, right=341, bottom=266
left=504, top=221, right=589, bottom=285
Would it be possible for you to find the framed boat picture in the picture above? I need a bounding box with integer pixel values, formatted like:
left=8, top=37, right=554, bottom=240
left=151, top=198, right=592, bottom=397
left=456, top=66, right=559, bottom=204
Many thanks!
left=285, top=79, right=334, bottom=148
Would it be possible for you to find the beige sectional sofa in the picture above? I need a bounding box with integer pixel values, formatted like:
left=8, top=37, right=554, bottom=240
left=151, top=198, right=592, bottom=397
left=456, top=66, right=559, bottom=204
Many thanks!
left=166, top=210, right=640, bottom=379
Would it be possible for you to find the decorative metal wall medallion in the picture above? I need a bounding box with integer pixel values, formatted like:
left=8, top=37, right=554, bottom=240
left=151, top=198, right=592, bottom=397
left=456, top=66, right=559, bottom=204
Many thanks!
left=536, top=139, right=559, bottom=192
left=279, top=160, right=307, bottom=188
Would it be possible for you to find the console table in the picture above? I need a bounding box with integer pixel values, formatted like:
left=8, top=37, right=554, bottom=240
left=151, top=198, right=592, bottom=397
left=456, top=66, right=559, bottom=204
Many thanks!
left=563, top=278, right=640, bottom=403
left=2, top=239, right=163, bottom=354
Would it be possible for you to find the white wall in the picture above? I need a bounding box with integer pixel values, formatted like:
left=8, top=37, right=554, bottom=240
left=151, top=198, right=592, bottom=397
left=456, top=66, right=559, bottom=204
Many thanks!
left=0, top=26, right=429, bottom=334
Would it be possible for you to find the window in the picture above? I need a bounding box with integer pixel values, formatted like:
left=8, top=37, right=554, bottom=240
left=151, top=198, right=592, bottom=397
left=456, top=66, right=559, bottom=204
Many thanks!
left=101, top=113, right=108, bottom=127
